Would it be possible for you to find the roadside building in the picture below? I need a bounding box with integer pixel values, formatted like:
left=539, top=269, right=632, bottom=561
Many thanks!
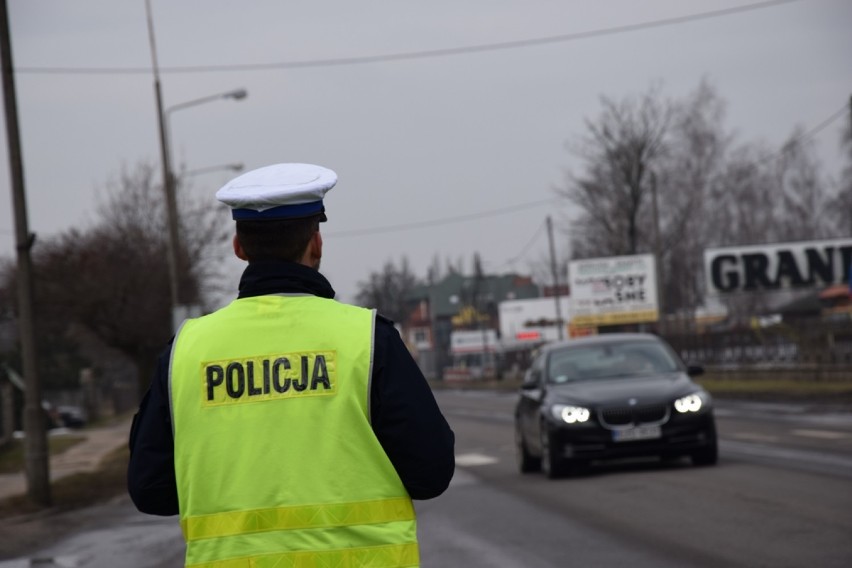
left=401, top=272, right=540, bottom=380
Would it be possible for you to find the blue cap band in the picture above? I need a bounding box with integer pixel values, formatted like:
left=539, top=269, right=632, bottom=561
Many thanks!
left=232, top=200, right=324, bottom=220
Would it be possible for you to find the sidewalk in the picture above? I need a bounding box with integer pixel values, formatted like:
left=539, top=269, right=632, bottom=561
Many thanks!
left=0, top=415, right=133, bottom=501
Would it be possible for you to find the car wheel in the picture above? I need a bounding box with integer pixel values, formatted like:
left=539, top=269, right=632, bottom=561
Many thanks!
left=691, top=440, right=718, bottom=466
left=540, top=422, right=567, bottom=479
left=516, top=422, right=541, bottom=473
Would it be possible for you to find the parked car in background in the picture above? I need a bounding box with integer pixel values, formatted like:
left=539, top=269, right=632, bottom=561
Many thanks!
left=57, top=405, right=88, bottom=429
left=515, top=333, right=717, bottom=478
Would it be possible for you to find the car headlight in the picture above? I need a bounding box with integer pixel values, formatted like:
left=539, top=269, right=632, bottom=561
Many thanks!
left=551, top=404, right=591, bottom=424
left=674, top=392, right=708, bottom=413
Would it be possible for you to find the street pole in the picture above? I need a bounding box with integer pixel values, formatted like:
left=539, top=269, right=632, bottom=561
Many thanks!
left=650, top=172, right=664, bottom=328
left=0, top=0, right=51, bottom=506
left=546, top=216, right=565, bottom=340
left=145, top=0, right=182, bottom=331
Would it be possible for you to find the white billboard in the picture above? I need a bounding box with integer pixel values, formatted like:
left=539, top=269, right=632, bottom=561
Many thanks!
left=499, top=296, right=571, bottom=343
left=568, top=254, right=658, bottom=327
left=704, top=238, right=852, bottom=295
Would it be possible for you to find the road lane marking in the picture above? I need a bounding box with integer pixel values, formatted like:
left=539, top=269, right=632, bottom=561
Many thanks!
left=731, top=432, right=779, bottom=443
left=455, top=453, right=498, bottom=467
left=791, top=429, right=852, bottom=440
left=720, top=440, right=852, bottom=473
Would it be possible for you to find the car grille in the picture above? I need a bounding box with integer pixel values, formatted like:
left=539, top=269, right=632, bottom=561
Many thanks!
left=599, top=403, right=670, bottom=427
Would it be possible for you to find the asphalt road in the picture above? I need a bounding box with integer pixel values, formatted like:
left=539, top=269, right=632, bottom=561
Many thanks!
left=427, top=390, right=852, bottom=568
left=2, top=391, right=851, bottom=567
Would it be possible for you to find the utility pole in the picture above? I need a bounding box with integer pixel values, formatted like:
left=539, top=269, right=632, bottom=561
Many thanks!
left=1, top=0, right=51, bottom=506
left=146, top=0, right=182, bottom=331
left=650, top=172, right=664, bottom=323
left=546, top=216, right=565, bottom=340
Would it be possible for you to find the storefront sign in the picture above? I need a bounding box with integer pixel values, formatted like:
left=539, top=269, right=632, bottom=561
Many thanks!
left=704, top=239, right=852, bottom=295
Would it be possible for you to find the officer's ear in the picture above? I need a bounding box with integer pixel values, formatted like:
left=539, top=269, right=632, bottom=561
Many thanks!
left=298, top=228, right=322, bottom=269
left=232, top=234, right=249, bottom=261
left=313, top=229, right=323, bottom=257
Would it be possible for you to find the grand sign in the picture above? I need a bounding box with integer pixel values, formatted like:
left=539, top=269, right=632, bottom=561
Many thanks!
left=704, top=238, right=852, bottom=295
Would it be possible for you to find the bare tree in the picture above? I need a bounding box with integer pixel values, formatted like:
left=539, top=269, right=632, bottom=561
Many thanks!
left=96, top=163, right=232, bottom=306
left=426, top=254, right=443, bottom=286
left=1, top=162, right=231, bottom=397
left=561, top=81, right=731, bottom=314
left=774, top=132, right=834, bottom=241
left=652, top=81, right=730, bottom=313
left=354, top=257, right=421, bottom=324
left=561, top=85, right=673, bottom=258
left=828, top=118, right=852, bottom=236
left=706, top=144, right=778, bottom=246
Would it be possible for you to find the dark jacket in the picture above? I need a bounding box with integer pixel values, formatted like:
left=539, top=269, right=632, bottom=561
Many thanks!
left=127, top=260, right=455, bottom=515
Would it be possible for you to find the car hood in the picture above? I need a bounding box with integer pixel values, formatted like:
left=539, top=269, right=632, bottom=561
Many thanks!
left=548, top=373, right=698, bottom=407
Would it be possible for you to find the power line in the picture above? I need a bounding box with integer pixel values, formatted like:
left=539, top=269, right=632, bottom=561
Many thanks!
left=761, top=103, right=848, bottom=164
left=16, top=0, right=799, bottom=76
left=325, top=198, right=559, bottom=238
left=326, top=102, right=847, bottom=241
left=315, top=101, right=852, bottom=240
left=500, top=221, right=547, bottom=268
left=793, top=104, right=848, bottom=145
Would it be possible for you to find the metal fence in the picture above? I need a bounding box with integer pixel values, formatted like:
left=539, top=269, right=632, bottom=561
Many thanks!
left=662, top=318, right=852, bottom=379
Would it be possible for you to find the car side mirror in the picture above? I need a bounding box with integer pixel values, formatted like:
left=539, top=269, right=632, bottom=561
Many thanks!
left=520, top=370, right=541, bottom=390
left=687, top=365, right=705, bottom=377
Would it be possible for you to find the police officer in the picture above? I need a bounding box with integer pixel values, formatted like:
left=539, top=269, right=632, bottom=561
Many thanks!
left=128, top=163, right=455, bottom=568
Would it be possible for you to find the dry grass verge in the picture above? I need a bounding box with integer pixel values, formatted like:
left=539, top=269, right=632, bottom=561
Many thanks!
left=0, top=435, right=86, bottom=475
left=0, top=445, right=129, bottom=519
left=695, top=377, right=852, bottom=403
left=0, top=445, right=130, bottom=559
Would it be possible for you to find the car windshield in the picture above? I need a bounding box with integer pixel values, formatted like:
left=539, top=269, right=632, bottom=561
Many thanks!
left=547, top=340, right=680, bottom=383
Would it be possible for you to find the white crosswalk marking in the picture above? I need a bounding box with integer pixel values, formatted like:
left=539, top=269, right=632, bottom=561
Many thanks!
left=455, top=453, right=498, bottom=467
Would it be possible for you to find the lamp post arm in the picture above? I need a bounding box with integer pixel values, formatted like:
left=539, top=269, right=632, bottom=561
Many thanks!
left=166, top=89, right=247, bottom=116
left=184, top=163, right=244, bottom=177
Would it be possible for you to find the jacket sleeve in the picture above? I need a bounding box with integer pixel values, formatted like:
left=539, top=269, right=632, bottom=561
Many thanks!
left=370, top=317, right=455, bottom=499
left=127, top=345, right=179, bottom=516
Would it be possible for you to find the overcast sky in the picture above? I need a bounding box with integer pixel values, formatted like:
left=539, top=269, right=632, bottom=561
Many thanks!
left=1, top=0, right=851, bottom=305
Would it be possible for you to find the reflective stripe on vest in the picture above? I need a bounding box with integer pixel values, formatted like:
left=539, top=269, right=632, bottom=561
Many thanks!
left=186, top=543, right=419, bottom=568
left=181, top=497, right=415, bottom=541
left=170, top=294, right=418, bottom=567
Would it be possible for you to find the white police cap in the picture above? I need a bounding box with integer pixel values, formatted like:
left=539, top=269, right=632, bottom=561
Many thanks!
left=216, top=163, right=337, bottom=221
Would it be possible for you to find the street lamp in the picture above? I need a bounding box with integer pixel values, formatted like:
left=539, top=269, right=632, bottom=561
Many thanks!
left=145, top=1, right=247, bottom=331
left=184, top=162, right=244, bottom=178
left=166, top=89, right=247, bottom=115
left=159, top=89, right=247, bottom=331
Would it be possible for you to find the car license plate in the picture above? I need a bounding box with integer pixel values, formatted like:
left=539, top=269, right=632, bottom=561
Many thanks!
left=612, top=425, right=662, bottom=442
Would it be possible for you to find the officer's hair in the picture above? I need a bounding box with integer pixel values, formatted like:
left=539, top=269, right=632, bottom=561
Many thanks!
left=235, top=214, right=323, bottom=262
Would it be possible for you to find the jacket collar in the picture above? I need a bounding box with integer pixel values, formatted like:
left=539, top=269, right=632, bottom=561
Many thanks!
left=237, top=260, right=336, bottom=300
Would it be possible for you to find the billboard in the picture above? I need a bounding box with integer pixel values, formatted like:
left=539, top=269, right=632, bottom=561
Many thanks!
left=568, top=254, right=658, bottom=327
left=499, top=296, right=571, bottom=343
left=704, top=238, right=852, bottom=295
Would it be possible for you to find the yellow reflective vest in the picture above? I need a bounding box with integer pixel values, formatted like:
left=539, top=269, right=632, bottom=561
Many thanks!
left=169, top=294, right=419, bottom=567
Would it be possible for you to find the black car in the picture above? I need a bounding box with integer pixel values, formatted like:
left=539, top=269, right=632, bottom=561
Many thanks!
left=515, top=333, right=717, bottom=478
